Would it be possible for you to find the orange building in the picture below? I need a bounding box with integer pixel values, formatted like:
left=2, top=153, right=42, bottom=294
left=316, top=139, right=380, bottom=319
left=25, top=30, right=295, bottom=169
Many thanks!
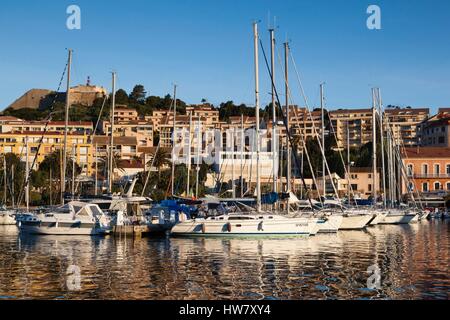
left=402, top=147, right=450, bottom=194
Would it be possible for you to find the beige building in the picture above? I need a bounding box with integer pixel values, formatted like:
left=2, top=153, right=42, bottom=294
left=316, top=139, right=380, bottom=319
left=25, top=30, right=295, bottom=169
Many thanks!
left=417, top=112, right=450, bottom=147
left=0, top=119, right=93, bottom=134
left=92, top=136, right=140, bottom=161
left=344, top=167, right=381, bottom=199
left=385, top=107, right=429, bottom=147
left=102, top=120, right=153, bottom=147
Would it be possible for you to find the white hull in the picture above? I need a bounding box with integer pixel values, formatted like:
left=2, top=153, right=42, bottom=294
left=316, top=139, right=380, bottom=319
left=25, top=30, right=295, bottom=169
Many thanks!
left=0, top=213, right=16, bottom=226
left=317, top=215, right=343, bottom=233
left=171, top=217, right=320, bottom=237
left=378, top=213, right=417, bottom=225
left=19, top=224, right=109, bottom=236
left=370, top=212, right=389, bottom=226
left=339, top=214, right=373, bottom=230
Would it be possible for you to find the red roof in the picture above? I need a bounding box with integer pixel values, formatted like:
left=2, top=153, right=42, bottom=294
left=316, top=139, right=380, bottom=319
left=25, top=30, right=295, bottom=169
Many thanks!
left=403, top=147, right=450, bottom=159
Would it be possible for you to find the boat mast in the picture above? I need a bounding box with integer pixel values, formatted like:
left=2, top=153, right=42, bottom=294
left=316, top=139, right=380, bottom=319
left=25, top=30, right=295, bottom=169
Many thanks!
left=378, top=88, right=387, bottom=208
left=269, top=28, right=277, bottom=194
left=372, top=88, right=378, bottom=205
left=3, top=156, right=7, bottom=205
left=320, top=83, right=326, bottom=198
left=195, top=116, right=201, bottom=199
left=61, top=49, right=72, bottom=204
left=95, top=143, right=98, bottom=196
left=11, top=164, right=14, bottom=208
left=231, top=127, right=236, bottom=198
left=25, top=136, right=29, bottom=212
left=72, top=144, right=76, bottom=199
left=171, top=85, right=178, bottom=197
left=240, top=114, right=245, bottom=198
left=284, top=42, right=291, bottom=213
left=187, top=111, right=192, bottom=197
left=254, top=22, right=262, bottom=213
left=108, top=72, right=116, bottom=194
left=347, top=120, right=351, bottom=202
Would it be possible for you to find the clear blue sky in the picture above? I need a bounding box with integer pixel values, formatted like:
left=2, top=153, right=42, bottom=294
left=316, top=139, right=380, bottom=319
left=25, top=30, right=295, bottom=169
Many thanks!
left=0, top=0, right=449, bottom=113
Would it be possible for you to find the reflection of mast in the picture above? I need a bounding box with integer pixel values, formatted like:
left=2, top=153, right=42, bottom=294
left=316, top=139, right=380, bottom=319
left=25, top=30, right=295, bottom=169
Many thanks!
left=25, top=136, right=29, bottom=211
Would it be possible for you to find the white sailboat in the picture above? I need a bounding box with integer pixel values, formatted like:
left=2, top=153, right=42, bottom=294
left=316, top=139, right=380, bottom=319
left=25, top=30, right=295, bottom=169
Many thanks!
left=0, top=206, right=16, bottom=226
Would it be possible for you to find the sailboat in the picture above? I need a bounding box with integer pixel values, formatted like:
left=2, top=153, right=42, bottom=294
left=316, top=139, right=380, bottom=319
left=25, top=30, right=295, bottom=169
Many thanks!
left=0, top=206, right=16, bottom=226
left=172, top=23, right=322, bottom=237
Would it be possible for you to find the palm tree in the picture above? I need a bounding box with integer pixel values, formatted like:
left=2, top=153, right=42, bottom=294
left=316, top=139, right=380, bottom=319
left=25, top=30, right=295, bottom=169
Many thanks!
left=147, top=148, right=171, bottom=180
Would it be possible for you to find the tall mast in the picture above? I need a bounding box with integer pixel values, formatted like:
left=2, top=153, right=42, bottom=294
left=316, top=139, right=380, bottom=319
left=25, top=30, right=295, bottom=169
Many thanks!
left=3, top=155, right=7, bottom=205
left=25, top=136, right=29, bottom=212
left=171, top=85, right=178, bottom=197
left=372, top=88, right=378, bottom=204
left=195, top=116, right=201, bottom=199
left=95, top=143, right=98, bottom=196
left=254, top=22, right=262, bottom=213
left=320, top=83, right=326, bottom=198
left=61, top=49, right=72, bottom=204
left=284, top=42, right=291, bottom=213
left=231, top=127, right=236, bottom=198
left=347, top=121, right=351, bottom=202
left=240, top=114, right=245, bottom=198
left=72, top=144, right=76, bottom=199
left=186, top=111, right=192, bottom=197
left=11, top=164, right=15, bottom=208
left=378, top=88, right=387, bottom=208
left=108, top=72, right=116, bottom=194
left=269, top=28, right=277, bottom=193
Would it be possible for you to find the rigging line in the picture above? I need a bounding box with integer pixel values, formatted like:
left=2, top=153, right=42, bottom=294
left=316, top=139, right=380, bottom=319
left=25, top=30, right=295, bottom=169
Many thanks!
left=258, top=38, right=315, bottom=211
left=327, top=112, right=359, bottom=207
left=274, top=45, right=324, bottom=205
left=141, top=94, right=176, bottom=196
left=289, top=50, right=342, bottom=205
left=17, top=60, right=69, bottom=207
left=91, top=95, right=108, bottom=139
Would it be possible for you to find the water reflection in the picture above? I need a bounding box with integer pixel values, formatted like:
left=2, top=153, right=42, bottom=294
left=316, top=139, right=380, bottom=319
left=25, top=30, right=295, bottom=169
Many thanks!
left=0, top=222, right=448, bottom=300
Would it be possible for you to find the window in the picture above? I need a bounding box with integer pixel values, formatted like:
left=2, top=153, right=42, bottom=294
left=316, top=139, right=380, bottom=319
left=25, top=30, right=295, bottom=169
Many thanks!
left=446, top=182, right=450, bottom=191
left=422, top=164, right=429, bottom=175
left=407, top=164, right=414, bottom=177
left=435, top=164, right=440, bottom=175
left=439, top=137, right=445, bottom=144
left=368, top=184, right=372, bottom=192
left=434, top=182, right=441, bottom=191
left=408, top=183, right=414, bottom=192
left=422, top=183, right=429, bottom=192
left=447, top=165, right=450, bottom=176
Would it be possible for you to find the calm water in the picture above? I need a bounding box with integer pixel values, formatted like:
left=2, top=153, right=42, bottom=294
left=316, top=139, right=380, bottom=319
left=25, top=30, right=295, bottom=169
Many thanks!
left=0, top=221, right=448, bottom=300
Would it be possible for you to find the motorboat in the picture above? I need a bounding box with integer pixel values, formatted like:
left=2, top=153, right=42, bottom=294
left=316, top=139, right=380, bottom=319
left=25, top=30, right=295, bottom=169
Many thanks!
left=18, top=202, right=111, bottom=235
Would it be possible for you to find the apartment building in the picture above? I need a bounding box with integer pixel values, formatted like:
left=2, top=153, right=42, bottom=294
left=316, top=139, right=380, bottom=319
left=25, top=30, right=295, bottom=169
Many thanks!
left=102, top=120, right=153, bottom=147
left=402, top=147, right=450, bottom=194
left=0, top=118, right=93, bottom=134
left=0, top=131, right=94, bottom=176
left=92, top=136, right=140, bottom=162
left=329, top=107, right=428, bottom=149
left=114, top=107, right=140, bottom=122
left=385, top=107, right=429, bottom=147
left=417, top=112, right=450, bottom=147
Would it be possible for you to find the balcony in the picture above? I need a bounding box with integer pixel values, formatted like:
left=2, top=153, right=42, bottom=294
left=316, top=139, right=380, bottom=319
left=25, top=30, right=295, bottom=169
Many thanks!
left=412, top=174, right=450, bottom=179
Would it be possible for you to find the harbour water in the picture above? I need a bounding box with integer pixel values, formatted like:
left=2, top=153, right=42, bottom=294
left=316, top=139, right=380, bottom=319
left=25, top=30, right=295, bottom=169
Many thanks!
left=0, top=221, right=448, bottom=300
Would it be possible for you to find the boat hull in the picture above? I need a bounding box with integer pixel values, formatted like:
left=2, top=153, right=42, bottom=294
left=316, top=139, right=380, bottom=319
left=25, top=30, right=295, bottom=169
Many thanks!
left=339, top=214, right=373, bottom=230
left=171, top=218, right=318, bottom=237
left=378, top=213, right=417, bottom=225
left=19, top=221, right=109, bottom=236
left=317, top=215, right=343, bottom=233
left=370, top=212, right=389, bottom=226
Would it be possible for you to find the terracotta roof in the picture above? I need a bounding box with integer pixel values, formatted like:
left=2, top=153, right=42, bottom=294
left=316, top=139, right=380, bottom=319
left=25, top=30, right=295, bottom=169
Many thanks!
left=0, top=116, right=23, bottom=122
left=0, top=131, right=86, bottom=136
left=138, top=146, right=172, bottom=154
left=403, top=147, right=450, bottom=159
left=117, top=160, right=144, bottom=169
left=385, top=108, right=429, bottom=115
left=92, top=136, right=137, bottom=145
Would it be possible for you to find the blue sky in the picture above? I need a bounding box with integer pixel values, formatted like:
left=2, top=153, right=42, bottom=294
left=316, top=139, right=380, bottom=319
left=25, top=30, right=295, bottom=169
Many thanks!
left=0, top=0, right=449, bottom=113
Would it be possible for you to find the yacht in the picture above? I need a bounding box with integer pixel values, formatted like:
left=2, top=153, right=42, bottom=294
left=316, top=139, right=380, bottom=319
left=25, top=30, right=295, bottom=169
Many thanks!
left=18, top=202, right=111, bottom=236
left=171, top=213, right=322, bottom=237
left=0, top=206, right=16, bottom=225
left=321, top=200, right=375, bottom=230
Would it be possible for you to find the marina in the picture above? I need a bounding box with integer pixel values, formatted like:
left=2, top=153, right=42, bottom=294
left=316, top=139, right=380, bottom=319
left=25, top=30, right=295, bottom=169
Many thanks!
left=0, top=220, right=447, bottom=300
